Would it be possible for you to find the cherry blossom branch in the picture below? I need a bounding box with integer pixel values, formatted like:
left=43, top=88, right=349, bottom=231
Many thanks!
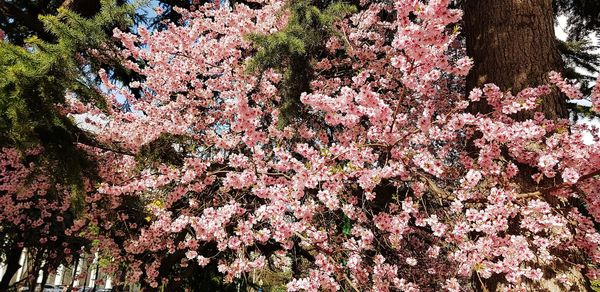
left=517, top=168, right=600, bottom=199
left=74, top=128, right=135, bottom=156
left=293, top=231, right=358, bottom=291
left=388, top=85, right=407, bottom=134
left=418, top=173, right=455, bottom=202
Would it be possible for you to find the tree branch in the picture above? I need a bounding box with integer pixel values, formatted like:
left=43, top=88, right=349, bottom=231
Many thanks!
left=72, top=127, right=135, bottom=156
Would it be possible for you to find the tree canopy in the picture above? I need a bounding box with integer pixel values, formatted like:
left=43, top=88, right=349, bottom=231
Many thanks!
left=1, top=0, right=600, bottom=291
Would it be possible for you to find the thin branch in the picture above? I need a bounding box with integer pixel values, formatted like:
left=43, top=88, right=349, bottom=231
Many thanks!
left=516, top=167, right=600, bottom=199
left=74, top=128, right=135, bottom=156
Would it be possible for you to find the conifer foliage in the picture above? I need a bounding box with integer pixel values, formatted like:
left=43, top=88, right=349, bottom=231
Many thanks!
left=0, top=1, right=134, bottom=289
left=246, top=0, right=356, bottom=127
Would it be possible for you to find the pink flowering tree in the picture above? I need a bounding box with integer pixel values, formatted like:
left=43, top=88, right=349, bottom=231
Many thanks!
left=58, top=0, right=600, bottom=290
left=0, top=146, right=92, bottom=289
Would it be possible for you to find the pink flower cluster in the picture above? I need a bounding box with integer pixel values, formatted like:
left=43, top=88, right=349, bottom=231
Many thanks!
left=549, top=71, right=583, bottom=100
left=43, top=0, right=600, bottom=290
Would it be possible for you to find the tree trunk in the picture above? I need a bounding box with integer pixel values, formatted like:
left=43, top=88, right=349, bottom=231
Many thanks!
left=92, top=262, right=100, bottom=292
left=39, top=262, right=50, bottom=292
left=0, top=246, right=23, bottom=290
left=464, top=0, right=568, bottom=120
left=464, top=1, right=591, bottom=291
left=27, top=250, right=44, bottom=292
left=68, top=254, right=80, bottom=291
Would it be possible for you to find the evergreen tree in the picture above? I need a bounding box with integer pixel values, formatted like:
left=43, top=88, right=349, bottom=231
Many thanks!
left=0, top=0, right=134, bottom=184
left=554, top=0, right=600, bottom=41
left=247, top=0, right=356, bottom=127
left=554, top=0, right=600, bottom=118
left=0, top=1, right=134, bottom=288
left=0, top=0, right=120, bottom=45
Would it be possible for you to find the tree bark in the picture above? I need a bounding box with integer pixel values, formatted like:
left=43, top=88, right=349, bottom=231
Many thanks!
left=68, top=253, right=80, bottom=291
left=464, top=0, right=568, bottom=120
left=463, top=1, right=591, bottom=291
left=40, top=268, right=49, bottom=292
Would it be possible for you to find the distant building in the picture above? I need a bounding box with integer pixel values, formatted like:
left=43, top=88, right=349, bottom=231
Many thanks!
left=0, top=249, right=115, bottom=291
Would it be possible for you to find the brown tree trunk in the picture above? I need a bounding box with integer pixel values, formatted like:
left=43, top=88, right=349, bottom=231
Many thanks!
left=463, top=1, right=591, bottom=291
left=464, top=0, right=568, bottom=120
left=68, top=254, right=80, bottom=291
left=39, top=262, right=50, bottom=292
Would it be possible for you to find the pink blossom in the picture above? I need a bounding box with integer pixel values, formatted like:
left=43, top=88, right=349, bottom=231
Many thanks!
left=406, top=257, right=417, bottom=266
left=562, top=167, right=580, bottom=184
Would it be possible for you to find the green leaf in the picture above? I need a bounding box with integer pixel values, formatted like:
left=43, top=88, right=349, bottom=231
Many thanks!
left=342, top=214, right=352, bottom=235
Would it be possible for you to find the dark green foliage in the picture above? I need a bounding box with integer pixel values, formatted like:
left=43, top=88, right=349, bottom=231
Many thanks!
left=0, top=0, right=134, bottom=203
left=159, top=261, right=241, bottom=291
left=554, top=0, right=600, bottom=99
left=341, top=213, right=352, bottom=235
left=0, top=0, right=131, bottom=45
left=558, top=39, right=600, bottom=96
left=554, top=0, right=600, bottom=40
left=0, top=0, right=65, bottom=45
left=246, top=0, right=356, bottom=127
left=136, top=133, right=188, bottom=167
